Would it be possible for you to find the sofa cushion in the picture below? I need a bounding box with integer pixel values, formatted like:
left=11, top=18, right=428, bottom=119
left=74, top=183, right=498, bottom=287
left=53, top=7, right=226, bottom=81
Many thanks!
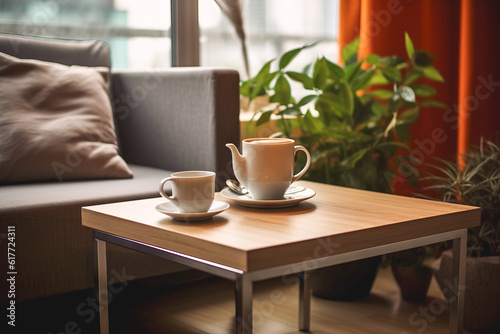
left=0, top=165, right=170, bottom=214
left=0, top=51, right=132, bottom=184
left=0, top=33, right=111, bottom=68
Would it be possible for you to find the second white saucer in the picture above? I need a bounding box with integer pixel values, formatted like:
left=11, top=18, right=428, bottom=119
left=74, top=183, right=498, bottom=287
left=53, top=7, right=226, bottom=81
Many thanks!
left=220, top=187, right=315, bottom=208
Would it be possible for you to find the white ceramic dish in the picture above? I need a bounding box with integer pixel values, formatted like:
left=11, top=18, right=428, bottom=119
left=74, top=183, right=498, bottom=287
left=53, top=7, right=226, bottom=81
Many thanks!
left=220, top=187, right=315, bottom=208
left=155, top=201, right=229, bottom=222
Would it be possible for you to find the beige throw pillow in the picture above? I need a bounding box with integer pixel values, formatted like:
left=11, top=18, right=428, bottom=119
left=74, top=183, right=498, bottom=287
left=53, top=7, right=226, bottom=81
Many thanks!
left=0, top=51, right=133, bottom=184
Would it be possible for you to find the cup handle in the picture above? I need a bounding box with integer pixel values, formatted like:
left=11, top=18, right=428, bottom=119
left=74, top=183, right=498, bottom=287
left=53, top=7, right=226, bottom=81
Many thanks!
left=159, top=177, right=177, bottom=205
left=292, top=145, right=311, bottom=183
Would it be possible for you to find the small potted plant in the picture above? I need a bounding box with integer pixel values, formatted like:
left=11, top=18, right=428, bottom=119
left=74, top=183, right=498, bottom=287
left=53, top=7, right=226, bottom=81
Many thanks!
left=383, top=247, right=434, bottom=302
left=422, top=139, right=500, bottom=332
left=240, top=33, right=445, bottom=300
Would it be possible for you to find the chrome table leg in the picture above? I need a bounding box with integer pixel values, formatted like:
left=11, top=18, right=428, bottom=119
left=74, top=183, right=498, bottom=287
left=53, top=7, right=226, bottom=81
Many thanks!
left=235, top=274, right=253, bottom=334
left=449, top=229, right=467, bottom=334
left=299, top=271, right=312, bottom=331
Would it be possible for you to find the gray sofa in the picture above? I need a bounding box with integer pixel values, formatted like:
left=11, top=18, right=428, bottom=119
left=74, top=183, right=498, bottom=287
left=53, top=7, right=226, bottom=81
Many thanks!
left=0, top=33, right=240, bottom=302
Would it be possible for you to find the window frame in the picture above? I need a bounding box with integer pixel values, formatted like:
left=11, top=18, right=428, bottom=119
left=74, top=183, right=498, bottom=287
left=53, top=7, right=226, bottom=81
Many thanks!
left=171, top=0, right=199, bottom=66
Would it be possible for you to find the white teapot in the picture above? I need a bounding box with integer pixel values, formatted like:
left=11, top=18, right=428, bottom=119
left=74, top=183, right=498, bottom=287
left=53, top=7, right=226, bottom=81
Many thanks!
left=226, top=138, right=310, bottom=200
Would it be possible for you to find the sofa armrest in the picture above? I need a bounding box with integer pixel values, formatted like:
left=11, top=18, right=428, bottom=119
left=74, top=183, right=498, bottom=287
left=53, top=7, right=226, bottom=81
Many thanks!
left=111, top=67, right=240, bottom=189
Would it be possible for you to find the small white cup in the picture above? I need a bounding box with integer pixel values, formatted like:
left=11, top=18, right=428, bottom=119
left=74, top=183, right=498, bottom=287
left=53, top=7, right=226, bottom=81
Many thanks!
left=159, top=171, right=215, bottom=213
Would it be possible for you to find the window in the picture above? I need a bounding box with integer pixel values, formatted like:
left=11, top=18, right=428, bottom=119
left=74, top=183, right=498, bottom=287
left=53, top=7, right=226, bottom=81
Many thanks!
left=0, top=0, right=340, bottom=75
left=0, top=0, right=171, bottom=69
left=199, top=0, right=340, bottom=79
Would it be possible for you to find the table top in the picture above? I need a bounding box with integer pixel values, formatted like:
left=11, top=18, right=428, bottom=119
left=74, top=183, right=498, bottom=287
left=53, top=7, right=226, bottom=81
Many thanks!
left=82, top=181, right=480, bottom=272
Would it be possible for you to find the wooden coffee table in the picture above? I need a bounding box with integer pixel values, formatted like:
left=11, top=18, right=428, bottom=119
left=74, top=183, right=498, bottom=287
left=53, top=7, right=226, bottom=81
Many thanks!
left=82, top=180, right=479, bottom=334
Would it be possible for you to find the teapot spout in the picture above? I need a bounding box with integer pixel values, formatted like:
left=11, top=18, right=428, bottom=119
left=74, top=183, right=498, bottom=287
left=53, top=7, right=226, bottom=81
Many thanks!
left=225, top=143, right=247, bottom=187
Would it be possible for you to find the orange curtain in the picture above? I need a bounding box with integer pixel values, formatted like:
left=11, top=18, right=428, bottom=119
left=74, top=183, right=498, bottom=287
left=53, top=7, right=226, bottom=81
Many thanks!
left=340, top=0, right=500, bottom=194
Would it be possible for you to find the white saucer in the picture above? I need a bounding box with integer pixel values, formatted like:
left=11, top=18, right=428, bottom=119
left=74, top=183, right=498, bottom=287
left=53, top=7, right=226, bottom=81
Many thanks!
left=155, top=201, right=229, bottom=222
left=220, top=187, right=315, bottom=208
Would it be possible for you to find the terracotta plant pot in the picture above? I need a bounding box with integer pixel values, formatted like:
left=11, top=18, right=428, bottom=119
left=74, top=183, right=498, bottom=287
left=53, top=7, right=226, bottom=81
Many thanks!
left=311, top=256, right=381, bottom=301
left=391, top=264, right=433, bottom=302
left=433, top=250, right=500, bottom=333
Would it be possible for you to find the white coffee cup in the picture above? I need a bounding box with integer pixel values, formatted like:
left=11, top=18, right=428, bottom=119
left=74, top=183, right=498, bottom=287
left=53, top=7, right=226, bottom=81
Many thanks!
left=226, top=138, right=311, bottom=200
left=159, top=171, right=215, bottom=213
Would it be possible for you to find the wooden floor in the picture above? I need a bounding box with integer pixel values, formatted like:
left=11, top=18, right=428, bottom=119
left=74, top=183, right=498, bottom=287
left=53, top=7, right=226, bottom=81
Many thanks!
left=17, top=267, right=472, bottom=333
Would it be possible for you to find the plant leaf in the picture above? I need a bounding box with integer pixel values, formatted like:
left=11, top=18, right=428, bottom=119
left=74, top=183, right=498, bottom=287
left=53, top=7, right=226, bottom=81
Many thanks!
left=423, top=66, right=445, bottom=82
left=326, top=128, right=372, bottom=141
left=420, top=100, right=449, bottom=109
left=240, top=59, right=273, bottom=98
left=380, top=66, right=402, bottom=83
left=358, top=94, right=373, bottom=106
left=395, top=123, right=412, bottom=142
left=252, top=71, right=279, bottom=100
left=269, top=74, right=291, bottom=105
left=239, top=79, right=252, bottom=97
left=376, top=141, right=410, bottom=151
left=298, top=94, right=317, bottom=107
left=413, top=50, right=435, bottom=67
left=278, top=42, right=317, bottom=70
left=340, top=148, right=369, bottom=169
left=351, top=68, right=376, bottom=91
left=325, top=59, right=345, bottom=80
left=371, top=101, right=384, bottom=116
left=405, top=32, right=415, bottom=60
left=366, top=54, right=380, bottom=65
left=379, top=56, right=407, bottom=67
left=345, top=61, right=363, bottom=84
left=277, top=106, right=302, bottom=116
left=337, top=80, right=354, bottom=117
left=387, top=93, right=404, bottom=114
left=403, top=69, right=423, bottom=85
left=279, top=48, right=302, bottom=70
left=313, top=57, right=328, bottom=89
left=369, top=70, right=390, bottom=85
left=316, top=92, right=347, bottom=119
left=255, top=109, right=273, bottom=127
left=286, top=71, right=314, bottom=89
left=342, top=37, right=360, bottom=64
left=301, top=109, right=324, bottom=133
left=302, top=109, right=319, bottom=133
left=315, top=93, right=343, bottom=122
left=398, top=85, right=416, bottom=102
left=246, top=109, right=259, bottom=136
left=369, top=89, right=394, bottom=99
left=397, top=108, right=420, bottom=125
left=256, top=58, right=274, bottom=77
left=248, top=61, right=278, bottom=100
left=411, top=84, right=437, bottom=97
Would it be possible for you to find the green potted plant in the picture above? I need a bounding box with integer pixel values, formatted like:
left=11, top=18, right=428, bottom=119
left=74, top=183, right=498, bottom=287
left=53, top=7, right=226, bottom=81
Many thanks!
left=422, top=139, right=500, bottom=332
left=241, top=33, right=445, bottom=193
left=240, top=33, right=445, bottom=300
